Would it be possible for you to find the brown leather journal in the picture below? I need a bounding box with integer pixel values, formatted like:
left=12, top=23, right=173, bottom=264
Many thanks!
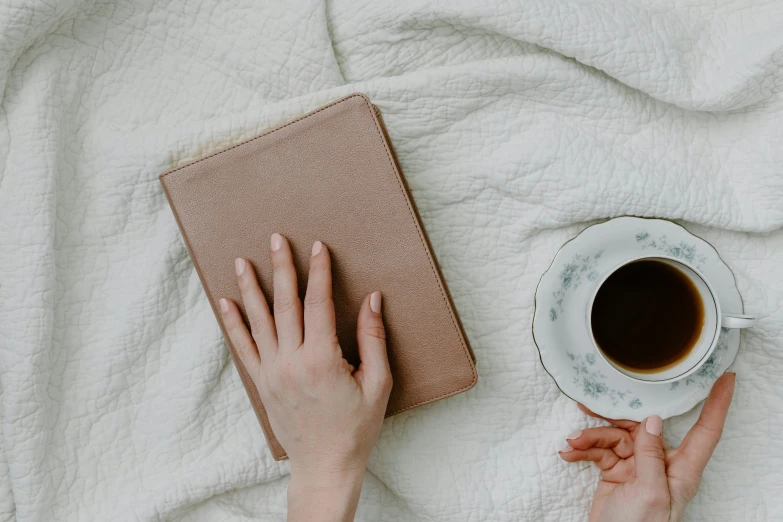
left=160, top=93, right=477, bottom=460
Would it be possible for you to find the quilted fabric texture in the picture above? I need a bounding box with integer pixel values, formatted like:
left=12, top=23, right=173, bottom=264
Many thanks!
left=1, top=0, right=782, bottom=520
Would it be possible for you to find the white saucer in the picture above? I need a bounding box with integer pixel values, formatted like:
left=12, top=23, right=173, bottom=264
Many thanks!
left=533, top=217, right=742, bottom=421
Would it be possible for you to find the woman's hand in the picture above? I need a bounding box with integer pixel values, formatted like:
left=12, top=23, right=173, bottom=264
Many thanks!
left=559, top=372, right=735, bottom=522
left=219, top=234, right=392, bottom=522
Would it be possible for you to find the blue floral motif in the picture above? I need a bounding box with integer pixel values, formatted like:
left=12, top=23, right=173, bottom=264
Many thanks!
left=567, top=351, right=642, bottom=408
left=549, top=250, right=603, bottom=321
left=669, top=328, right=730, bottom=390
left=636, top=231, right=706, bottom=268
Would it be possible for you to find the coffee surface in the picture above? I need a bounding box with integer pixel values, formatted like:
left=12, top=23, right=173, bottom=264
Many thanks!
left=591, top=260, right=704, bottom=372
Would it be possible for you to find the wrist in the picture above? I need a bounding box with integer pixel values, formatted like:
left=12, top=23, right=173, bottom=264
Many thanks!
left=290, top=453, right=367, bottom=487
left=290, top=463, right=366, bottom=492
left=288, top=462, right=366, bottom=522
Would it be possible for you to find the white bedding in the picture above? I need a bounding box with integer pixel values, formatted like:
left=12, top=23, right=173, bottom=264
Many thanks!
left=1, top=0, right=782, bottom=520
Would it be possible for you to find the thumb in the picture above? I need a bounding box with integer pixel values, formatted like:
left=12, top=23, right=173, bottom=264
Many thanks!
left=354, top=292, right=392, bottom=396
left=634, top=416, right=668, bottom=492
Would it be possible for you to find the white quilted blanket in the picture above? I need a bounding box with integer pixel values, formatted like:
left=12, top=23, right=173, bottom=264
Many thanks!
left=2, top=0, right=782, bottom=520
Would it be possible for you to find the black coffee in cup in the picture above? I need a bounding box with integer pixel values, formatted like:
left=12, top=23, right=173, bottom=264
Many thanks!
left=591, top=260, right=704, bottom=373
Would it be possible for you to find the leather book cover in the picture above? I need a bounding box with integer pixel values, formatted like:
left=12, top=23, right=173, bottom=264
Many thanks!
left=159, top=93, right=477, bottom=460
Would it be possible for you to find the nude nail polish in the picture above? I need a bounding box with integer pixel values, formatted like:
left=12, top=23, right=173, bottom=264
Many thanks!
left=646, top=415, right=663, bottom=436
left=234, top=258, right=245, bottom=276
left=566, top=431, right=582, bottom=441
left=312, top=241, right=323, bottom=256
left=370, top=291, right=382, bottom=313
left=271, top=233, right=282, bottom=251
left=559, top=445, right=573, bottom=453
left=219, top=298, right=229, bottom=314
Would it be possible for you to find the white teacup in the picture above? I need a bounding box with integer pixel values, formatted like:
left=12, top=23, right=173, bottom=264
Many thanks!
left=588, top=255, right=757, bottom=383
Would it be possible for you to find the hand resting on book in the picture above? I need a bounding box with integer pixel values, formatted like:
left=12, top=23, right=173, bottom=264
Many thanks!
left=219, top=233, right=392, bottom=522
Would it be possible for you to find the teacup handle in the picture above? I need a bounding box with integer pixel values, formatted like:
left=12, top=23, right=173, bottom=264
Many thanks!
left=722, top=314, right=758, bottom=329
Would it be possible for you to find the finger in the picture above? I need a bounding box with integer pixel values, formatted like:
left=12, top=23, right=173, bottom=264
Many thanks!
left=559, top=447, right=621, bottom=471
left=234, top=258, right=277, bottom=359
left=566, top=427, right=635, bottom=458
left=270, top=233, right=303, bottom=349
left=219, top=298, right=261, bottom=378
left=633, top=416, right=668, bottom=491
left=678, top=372, right=736, bottom=473
left=353, top=292, right=392, bottom=398
left=303, top=241, right=337, bottom=342
left=600, top=457, right=636, bottom=484
left=578, top=403, right=640, bottom=431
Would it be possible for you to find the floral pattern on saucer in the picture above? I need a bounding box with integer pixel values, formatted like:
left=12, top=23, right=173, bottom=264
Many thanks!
left=669, top=328, right=730, bottom=390
left=533, top=217, right=743, bottom=421
left=567, top=351, right=643, bottom=409
left=635, top=231, right=707, bottom=268
left=549, top=250, right=603, bottom=321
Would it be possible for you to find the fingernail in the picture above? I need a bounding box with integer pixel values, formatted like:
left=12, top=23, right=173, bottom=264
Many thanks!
left=370, top=291, right=382, bottom=314
left=566, top=431, right=582, bottom=441
left=312, top=241, right=323, bottom=256
left=234, top=258, right=245, bottom=276
left=219, top=298, right=229, bottom=314
left=559, top=445, right=573, bottom=453
left=646, top=415, right=662, bottom=436
left=271, top=233, right=282, bottom=252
